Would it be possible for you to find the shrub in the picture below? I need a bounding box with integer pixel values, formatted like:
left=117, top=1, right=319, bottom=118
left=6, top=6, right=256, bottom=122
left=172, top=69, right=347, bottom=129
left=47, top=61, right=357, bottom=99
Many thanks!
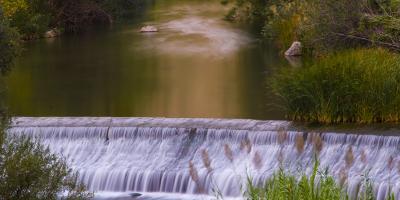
left=0, top=136, right=93, bottom=200
left=272, top=48, right=400, bottom=124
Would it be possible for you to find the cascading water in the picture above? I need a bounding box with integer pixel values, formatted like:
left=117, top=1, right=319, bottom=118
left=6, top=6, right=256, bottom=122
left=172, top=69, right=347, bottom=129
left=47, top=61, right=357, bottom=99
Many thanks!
left=8, top=117, right=400, bottom=199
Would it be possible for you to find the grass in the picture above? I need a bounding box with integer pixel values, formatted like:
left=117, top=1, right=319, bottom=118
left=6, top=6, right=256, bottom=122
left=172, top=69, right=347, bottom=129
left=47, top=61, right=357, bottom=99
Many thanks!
left=245, top=158, right=396, bottom=200
left=272, top=48, right=400, bottom=124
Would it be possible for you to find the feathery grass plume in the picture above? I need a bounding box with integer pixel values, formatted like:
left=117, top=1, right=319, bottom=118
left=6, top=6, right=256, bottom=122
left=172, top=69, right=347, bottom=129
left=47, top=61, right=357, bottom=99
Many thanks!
left=312, top=133, right=323, bottom=154
left=360, top=149, right=367, bottom=164
left=201, top=149, right=212, bottom=173
left=295, top=134, right=305, bottom=154
left=253, top=151, right=262, bottom=170
left=388, top=156, right=394, bottom=171
left=277, top=129, right=287, bottom=145
left=189, top=160, right=205, bottom=193
left=240, top=138, right=252, bottom=154
left=224, top=144, right=234, bottom=162
left=397, top=161, right=400, bottom=174
left=339, top=167, right=348, bottom=187
left=345, top=146, right=354, bottom=168
left=277, top=149, right=284, bottom=165
left=189, top=161, right=199, bottom=183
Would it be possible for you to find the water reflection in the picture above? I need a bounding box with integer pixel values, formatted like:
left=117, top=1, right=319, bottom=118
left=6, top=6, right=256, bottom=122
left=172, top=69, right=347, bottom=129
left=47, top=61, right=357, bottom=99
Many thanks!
left=6, top=0, right=286, bottom=119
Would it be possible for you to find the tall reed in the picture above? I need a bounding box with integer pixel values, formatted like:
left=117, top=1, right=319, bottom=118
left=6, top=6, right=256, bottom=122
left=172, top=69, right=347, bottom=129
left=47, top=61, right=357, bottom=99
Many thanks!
left=272, top=48, right=400, bottom=124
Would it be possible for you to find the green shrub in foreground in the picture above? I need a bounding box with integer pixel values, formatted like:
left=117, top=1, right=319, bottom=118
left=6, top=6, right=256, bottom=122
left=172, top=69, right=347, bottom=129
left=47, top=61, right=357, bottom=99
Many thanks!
left=246, top=160, right=344, bottom=200
left=272, top=48, right=400, bottom=124
left=245, top=159, right=395, bottom=200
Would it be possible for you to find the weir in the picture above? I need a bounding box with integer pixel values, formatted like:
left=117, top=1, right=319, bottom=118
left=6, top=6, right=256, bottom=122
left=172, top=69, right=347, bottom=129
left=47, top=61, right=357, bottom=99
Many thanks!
left=8, top=117, right=400, bottom=199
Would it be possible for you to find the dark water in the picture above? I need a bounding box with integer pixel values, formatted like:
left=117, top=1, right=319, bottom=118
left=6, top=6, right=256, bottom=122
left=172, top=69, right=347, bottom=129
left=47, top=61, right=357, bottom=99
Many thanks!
left=6, top=0, right=287, bottom=119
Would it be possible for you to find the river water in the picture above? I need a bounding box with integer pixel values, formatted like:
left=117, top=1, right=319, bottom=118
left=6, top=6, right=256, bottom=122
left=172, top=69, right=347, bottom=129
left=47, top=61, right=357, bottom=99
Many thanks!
left=6, top=0, right=286, bottom=119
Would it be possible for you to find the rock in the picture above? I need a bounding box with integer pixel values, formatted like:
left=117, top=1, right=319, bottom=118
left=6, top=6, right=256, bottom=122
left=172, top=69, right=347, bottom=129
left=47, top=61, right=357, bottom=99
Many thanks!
left=140, top=25, right=158, bottom=33
left=284, top=41, right=302, bottom=56
left=129, top=193, right=142, bottom=198
left=44, top=29, right=61, bottom=38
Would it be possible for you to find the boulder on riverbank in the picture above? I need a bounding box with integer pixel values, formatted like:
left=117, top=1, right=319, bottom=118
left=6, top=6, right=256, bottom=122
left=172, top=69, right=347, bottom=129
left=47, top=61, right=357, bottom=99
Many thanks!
left=140, top=25, right=158, bottom=33
left=284, top=41, right=302, bottom=56
left=44, top=29, right=61, bottom=38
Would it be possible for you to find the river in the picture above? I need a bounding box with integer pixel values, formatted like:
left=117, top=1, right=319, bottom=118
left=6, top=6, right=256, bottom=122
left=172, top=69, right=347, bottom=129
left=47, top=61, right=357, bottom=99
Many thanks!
left=6, top=0, right=286, bottom=120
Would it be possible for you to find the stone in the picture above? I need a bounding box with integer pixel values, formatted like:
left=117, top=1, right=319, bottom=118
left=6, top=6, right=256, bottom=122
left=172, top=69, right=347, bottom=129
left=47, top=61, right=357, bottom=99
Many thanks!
left=44, top=29, right=60, bottom=38
left=284, top=41, right=302, bottom=56
left=140, top=25, right=158, bottom=33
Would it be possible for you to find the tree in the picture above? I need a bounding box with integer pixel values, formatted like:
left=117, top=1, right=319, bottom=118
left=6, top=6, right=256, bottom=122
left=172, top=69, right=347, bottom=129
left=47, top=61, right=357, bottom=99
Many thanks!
left=0, top=7, right=20, bottom=74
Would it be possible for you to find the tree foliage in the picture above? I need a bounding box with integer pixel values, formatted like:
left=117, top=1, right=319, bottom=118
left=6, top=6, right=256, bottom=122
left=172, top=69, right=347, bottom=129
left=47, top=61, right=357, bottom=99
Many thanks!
left=0, top=8, right=20, bottom=74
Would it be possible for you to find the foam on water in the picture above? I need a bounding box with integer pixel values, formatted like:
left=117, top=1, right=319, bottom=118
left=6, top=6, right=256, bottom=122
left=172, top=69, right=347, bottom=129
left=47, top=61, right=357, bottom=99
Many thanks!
left=9, top=117, right=400, bottom=199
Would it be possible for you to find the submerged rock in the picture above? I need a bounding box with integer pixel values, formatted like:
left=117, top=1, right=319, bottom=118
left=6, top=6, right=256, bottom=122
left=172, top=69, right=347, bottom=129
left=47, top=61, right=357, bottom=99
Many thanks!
left=284, top=41, right=302, bottom=56
left=140, top=25, right=158, bottom=33
left=130, top=193, right=142, bottom=198
left=44, top=29, right=61, bottom=38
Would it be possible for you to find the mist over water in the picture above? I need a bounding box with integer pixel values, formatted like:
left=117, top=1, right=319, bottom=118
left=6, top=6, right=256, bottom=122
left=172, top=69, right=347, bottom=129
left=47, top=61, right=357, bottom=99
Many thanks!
left=10, top=117, right=400, bottom=200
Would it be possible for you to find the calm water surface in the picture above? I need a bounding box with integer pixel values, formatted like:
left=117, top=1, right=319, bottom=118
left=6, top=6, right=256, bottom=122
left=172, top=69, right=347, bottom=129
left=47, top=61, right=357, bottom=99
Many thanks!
left=7, top=0, right=287, bottom=119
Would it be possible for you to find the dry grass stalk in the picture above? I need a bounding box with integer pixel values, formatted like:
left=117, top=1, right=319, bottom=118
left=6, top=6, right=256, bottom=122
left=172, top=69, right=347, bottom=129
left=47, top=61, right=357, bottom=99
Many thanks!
left=189, top=161, right=199, bottom=183
left=397, top=160, right=400, bottom=174
left=295, top=134, right=305, bottom=154
left=277, top=149, right=284, bottom=165
left=224, top=144, right=234, bottom=162
left=339, top=167, right=348, bottom=187
left=345, top=146, right=354, bottom=168
left=253, top=151, right=263, bottom=170
left=201, top=149, right=212, bottom=173
left=312, top=133, right=323, bottom=154
left=189, top=161, right=205, bottom=193
left=360, top=149, right=367, bottom=164
left=240, top=138, right=252, bottom=154
left=388, top=155, right=394, bottom=170
left=277, top=129, right=287, bottom=145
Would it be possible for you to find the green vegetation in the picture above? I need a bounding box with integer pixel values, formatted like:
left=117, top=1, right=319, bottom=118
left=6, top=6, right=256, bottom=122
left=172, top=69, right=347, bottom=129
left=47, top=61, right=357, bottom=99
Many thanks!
left=0, top=7, right=92, bottom=200
left=246, top=160, right=344, bottom=200
left=0, top=135, right=93, bottom=200
left=0, top=0, right=147, bottom=38
left=272, top=48, right=400, bottom=124
left=0, top=8, right=20, bottom=74
left=245, top=159, right=395, bottom=200
left=227, top=0, right=400, bottom=54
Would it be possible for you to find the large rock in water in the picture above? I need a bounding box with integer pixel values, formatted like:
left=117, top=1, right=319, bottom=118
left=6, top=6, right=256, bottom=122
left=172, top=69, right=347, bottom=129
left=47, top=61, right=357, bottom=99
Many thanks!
left=44, top=29, right=61, bottom=38
left=284, top=41, right=302, bottom=56
left=140, top=25, right=158, bottom=33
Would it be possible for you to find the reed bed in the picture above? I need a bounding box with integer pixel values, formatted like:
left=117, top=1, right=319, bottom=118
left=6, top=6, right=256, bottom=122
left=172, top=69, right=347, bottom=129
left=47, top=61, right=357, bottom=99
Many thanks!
left=272, top=48, right=400, bottom=124
left=245, top=159, right=395, bottom=200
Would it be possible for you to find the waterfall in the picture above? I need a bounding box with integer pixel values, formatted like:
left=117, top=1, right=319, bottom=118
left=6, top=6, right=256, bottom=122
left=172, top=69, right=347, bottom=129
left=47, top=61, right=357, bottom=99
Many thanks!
left=9, top=117, right=400, bottom=199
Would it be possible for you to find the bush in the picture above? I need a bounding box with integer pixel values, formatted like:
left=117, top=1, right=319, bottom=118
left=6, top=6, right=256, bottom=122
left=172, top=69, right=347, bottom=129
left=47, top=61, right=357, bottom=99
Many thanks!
left=0, top=136, right=93, bottom=200
left=272, top=48, right=400, bottom=124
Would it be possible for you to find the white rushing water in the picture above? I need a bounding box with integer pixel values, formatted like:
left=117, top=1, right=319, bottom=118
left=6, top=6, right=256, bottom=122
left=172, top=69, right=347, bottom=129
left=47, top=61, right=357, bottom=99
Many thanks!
left=9, top=117, right=400, bottom=199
